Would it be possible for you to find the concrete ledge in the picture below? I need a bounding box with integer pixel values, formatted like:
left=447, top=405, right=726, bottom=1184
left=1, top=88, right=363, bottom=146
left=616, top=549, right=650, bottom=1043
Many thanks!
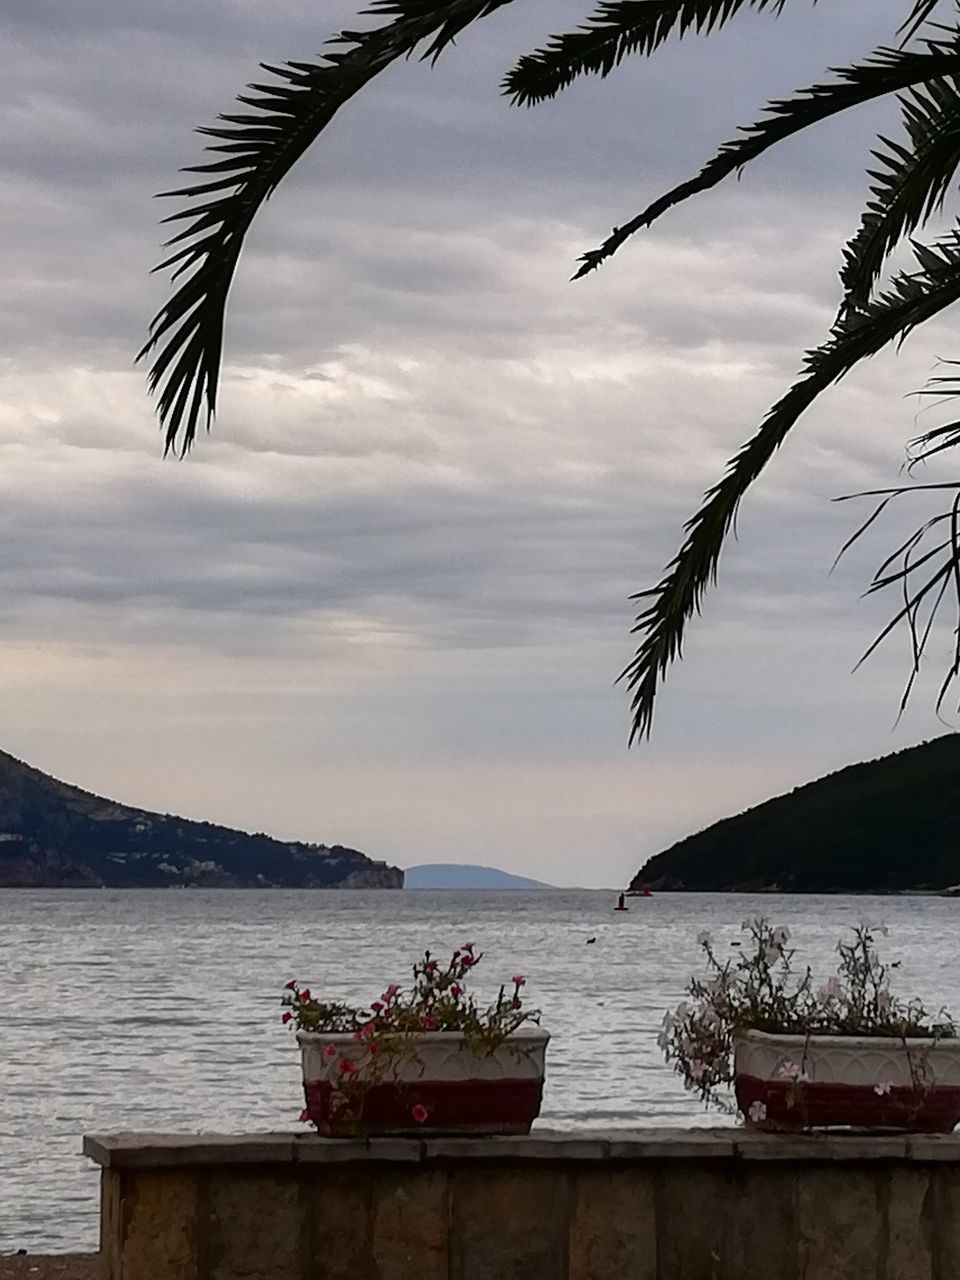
left=87, top=1127, right=960, bottom=1279
left=84, top=1126, right=959, bottom=1169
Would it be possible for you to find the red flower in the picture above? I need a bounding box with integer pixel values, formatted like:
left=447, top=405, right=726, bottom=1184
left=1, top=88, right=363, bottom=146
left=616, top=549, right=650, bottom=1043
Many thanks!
left=340, top=1058, right=359, bottom=1076
left=323, top=1043, right=338, bottom=1060
left=361, top=1022, right=376, bottom=1037
left=371, top=1001, right=384, bottom=1013
left=281, top=1011, right=293, bottom=1024
left=422, top=1015, right=438, bottom=1030
left=411, top=1104, right=429, bottom=1124
left=299, top=989, right=311, bottom=1002
left=461, top=955, right=474, bottom=967
left=450, top=984, right=462, bottom=999
left=383, top=984, right=400, bottom=1002
left=512, top=976, right=526, bottom=987
left=284, top=979, right=298, bottom=991
left=368, top=1042, right=379, bottom=1056
left=298, top=1108, right=311, bottom=1124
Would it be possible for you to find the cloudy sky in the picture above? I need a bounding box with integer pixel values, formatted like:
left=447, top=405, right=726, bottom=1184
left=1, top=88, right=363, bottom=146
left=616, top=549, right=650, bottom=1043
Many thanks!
left=3, top=0, right=958, bottom=887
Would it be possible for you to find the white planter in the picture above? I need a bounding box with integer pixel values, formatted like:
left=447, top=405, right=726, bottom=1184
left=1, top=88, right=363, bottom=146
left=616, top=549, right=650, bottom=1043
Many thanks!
left=734, top=1027, right=960, bottom=1131
left=299, top=1026, right=550, bottom=1136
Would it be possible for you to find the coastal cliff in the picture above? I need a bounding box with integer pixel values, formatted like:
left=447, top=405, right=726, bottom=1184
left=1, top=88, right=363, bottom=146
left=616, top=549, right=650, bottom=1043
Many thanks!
left=0, top=749, right=402, bottom=889
left=633, top=735, right=960, bottom=893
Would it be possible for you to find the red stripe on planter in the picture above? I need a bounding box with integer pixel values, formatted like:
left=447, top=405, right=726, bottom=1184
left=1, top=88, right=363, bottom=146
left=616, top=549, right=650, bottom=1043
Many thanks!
left=304, top=1077, right=544, bottom=1136
left=735, top=1073, right=960, bottom=1133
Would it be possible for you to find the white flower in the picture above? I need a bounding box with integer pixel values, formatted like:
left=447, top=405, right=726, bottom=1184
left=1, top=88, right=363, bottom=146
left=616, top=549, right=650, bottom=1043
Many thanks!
left=874, top=1081, right=893, bottom=1097
left=818, top=976, right=842, bottom=1003
left=748, top=1101, right=767, bottom=1123
left=776, top=1059, right=809, bottom=1083
left=771, top=926, right=791, bottom=946
left=696, top=930, right=712, bottom=948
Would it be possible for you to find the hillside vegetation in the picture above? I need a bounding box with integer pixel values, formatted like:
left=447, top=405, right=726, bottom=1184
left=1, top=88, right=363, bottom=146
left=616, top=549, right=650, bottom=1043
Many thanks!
left=0, top=748, right=401, bottom=888
left=633, top=737, right=960, bottom=893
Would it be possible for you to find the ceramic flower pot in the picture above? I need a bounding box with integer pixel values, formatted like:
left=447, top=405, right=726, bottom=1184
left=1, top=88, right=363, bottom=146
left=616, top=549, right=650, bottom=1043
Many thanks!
left=734, top=1027, right=960, bottom=1132
left=299, top=1026, right=550, bottom=1136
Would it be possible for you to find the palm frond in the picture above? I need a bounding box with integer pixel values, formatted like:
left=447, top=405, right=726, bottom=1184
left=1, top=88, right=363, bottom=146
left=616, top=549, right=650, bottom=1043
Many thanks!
left=899, top=1, right=945, bottom=45
left=619, top=224, right=960, bottom=741
left=141, top=0, right=516, bottom=454
left=503, top=0, right=792, bottom=107
left=573, top=36, right=960, bottom=279
left=840, top=77, right=960, bottom=307
left=835, top=481, right=960, bottom=717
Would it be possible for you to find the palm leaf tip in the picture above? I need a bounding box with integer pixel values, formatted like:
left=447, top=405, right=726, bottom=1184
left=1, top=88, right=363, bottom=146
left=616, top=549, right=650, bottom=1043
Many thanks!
left=142, top=0, right=516, bottom=454
left=621, top=224, right=960, bottom=743
left=503, top=0, right=794, bottom=107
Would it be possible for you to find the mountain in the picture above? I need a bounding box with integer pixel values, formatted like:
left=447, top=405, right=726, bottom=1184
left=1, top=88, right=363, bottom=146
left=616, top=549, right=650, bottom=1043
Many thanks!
left=633, top=736, right=960, bottom=894
left=405, top=863, right=552, bottom=890
left=0, top=748, right=402, bottom=889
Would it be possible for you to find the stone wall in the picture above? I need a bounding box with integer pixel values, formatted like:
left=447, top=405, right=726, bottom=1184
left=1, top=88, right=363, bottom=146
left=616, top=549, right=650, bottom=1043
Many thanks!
left=84, top=1129, right=960, bottom=1279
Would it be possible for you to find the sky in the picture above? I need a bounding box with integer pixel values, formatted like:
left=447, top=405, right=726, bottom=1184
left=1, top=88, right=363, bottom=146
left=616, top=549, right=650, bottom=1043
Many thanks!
left=3, top=0, right=959, bottom=888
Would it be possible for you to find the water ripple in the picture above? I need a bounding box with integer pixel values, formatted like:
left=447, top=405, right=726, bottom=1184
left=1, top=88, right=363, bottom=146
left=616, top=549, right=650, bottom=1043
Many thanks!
left=0, top=887, right=955, bottom=1251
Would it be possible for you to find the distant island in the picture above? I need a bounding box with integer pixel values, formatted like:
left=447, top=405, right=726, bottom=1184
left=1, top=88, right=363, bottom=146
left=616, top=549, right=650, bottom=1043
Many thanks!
left=633, top=735, right=960, bottom=894
left=405, top=864, right=553, bottom=890
left=0, top=748, right=402, bottom=889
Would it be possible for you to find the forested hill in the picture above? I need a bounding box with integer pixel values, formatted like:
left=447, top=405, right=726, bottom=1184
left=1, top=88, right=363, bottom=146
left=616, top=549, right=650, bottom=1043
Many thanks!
left=633, top=736, right=960, bottom=893
left=0, top=748, right=402, bottom=888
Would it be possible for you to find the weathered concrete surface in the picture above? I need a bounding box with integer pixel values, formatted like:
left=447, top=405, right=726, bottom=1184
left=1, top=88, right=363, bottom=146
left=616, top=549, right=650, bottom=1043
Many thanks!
left=0, top=1259, right=98, bottom=1280
left=87, top=1128, right=960, bottom=1279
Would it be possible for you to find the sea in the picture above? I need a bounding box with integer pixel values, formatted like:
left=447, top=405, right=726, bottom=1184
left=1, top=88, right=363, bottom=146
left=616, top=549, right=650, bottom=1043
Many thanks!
left=2, top=887, right=959, bottom=1253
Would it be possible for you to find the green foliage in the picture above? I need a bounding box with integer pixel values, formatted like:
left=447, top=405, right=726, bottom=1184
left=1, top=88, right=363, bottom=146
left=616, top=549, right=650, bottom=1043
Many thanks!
left=146, top=0, right=960, bottom=737
left=635, top=735, right=960, bottom=891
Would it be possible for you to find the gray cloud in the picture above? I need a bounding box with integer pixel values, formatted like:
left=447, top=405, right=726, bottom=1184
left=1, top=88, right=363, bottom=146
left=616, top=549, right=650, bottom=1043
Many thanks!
left=2, top=0, right=957, bottom=884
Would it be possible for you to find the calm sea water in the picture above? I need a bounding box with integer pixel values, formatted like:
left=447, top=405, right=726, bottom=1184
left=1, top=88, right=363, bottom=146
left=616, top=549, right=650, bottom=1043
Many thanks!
left=2, top=888, right=959, bottom=1252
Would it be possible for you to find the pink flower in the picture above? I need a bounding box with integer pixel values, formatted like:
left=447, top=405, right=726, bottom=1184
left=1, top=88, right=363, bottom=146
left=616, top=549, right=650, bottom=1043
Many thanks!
left=411, top=1104, right=429, bottom=1124
left=689, top=1060, right=706, bottom=1083
left=339, top=1058, right=359, bottom=1076
left=284, top=979, right=298, bottom=991
left=371, top=1001, right=384, bottom=1013
left=361, top=1022, right=376, bottom=1037
left=748, top=1101, right=767, bottom=1123
left=461, top=955, right=474, bottom=967
left=323, top=1044, right=338, bottom=1060
left=281, top=1011, right=293, bottom=1025
left=462, top=942, right=474, bottom=952
left=298, top=1108, right=311, bottom=1124
left=299, top=989, right=311, bottom=1002
left=512, top=976, right=526, bottom=987
left=423, top=1015, right=437, bottom=1030
left=450, top=984, right=462, bottom=999
left=383, top=984, right=400, bottom=1002
left=426, top=961, right=438, bottom=972
left=368, top=1042, right=378, bottom=1056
